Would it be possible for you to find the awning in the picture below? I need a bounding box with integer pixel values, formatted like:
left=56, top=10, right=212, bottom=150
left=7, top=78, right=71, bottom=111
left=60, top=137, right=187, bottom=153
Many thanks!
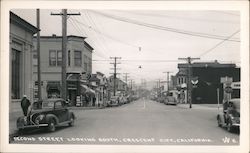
left=80, top=84, right=89, bottom=93
left=80, top=84, right=95, bottom=95
left=87, top=88, right=95, bottom=94
left=47, top=83, right=61, bottom=92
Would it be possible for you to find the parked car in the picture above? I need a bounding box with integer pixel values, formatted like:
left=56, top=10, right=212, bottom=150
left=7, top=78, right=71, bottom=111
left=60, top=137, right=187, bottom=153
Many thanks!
left=107, top=96, right=120, bottom=107
left=157, top=96, right=165, bottom=103
left=164, top=91, right=178, bottom=105
left=17, top=98, right=76, bottom=133
left=164, top=96, right=178, bottom=105
left=217, top=98, right=240, bottom=132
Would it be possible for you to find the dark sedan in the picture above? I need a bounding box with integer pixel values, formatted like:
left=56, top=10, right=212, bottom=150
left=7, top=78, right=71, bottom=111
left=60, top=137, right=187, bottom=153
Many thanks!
left=17, top=98, right=76, bottom=133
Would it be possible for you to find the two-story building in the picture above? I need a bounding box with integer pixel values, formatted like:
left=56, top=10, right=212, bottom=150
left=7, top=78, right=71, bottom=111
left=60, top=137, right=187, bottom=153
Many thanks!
left=108, top=75, right=127, bottom=98
left=175, top=60, right=240, bottom=104
left=10, top=12, right=38, bottom=103
left=32, top=35, right=93, bottom=105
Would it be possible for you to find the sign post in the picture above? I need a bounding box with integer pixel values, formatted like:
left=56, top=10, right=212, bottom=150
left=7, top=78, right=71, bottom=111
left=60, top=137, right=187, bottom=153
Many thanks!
left=217, top=88, right=220, bottom=111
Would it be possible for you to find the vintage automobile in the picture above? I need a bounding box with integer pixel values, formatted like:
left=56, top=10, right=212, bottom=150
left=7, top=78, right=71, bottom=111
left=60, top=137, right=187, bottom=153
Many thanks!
left=107, top=96, right=120, bottom=107
left=217, top=98, right=240, bottom=132
left=17, top=98, right=76, bottom=133
left=164, top=96, right=178, bottom=105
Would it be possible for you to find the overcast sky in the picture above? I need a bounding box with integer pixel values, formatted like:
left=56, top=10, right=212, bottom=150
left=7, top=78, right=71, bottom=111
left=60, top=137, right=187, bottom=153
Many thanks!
left=12, top=9, right=240, bottom=86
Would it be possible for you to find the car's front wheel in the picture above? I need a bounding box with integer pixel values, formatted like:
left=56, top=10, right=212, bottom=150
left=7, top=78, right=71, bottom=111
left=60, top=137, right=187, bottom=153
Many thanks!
left=48, top=119, right=56, bottom=132
left=69, top=115, right=74, bottom=126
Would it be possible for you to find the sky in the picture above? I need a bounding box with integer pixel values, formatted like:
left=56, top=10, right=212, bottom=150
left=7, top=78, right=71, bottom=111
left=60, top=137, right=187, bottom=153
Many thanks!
left=11, top=9, right=240, bottom=87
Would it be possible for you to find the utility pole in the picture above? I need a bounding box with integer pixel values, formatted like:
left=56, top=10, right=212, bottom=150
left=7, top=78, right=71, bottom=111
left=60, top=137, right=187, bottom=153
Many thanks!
left=129, top=79, right=134, bottom=90
left=110, top=57, right=121, bottom=96
left=163, top=71, right=173, bottom=91
left=123, top=73, right=129, bottom=95
left=158, top=79, right=161, bottom=98
left=178, top=57, right=200, bottom=108
left=51, top=9, right=80, bottom=100
left=36, top=9, right=41, bottom=101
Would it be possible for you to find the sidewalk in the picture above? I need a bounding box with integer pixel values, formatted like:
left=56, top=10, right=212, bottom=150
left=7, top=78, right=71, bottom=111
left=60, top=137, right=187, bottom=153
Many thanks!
left=177, top=103, right=222, bottom=110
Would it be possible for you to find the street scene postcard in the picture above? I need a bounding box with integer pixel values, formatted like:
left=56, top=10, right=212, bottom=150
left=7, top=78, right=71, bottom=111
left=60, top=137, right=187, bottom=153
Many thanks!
left=1, top=1, right=249, bottom=153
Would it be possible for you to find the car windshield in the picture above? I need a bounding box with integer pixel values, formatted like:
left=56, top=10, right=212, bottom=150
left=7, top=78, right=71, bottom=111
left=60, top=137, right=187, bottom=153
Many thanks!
left=42, top=101, right=54, bottom=109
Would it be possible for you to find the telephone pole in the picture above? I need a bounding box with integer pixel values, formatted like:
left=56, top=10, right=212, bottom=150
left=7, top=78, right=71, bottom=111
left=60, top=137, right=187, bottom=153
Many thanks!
left=178, top=57, right=200, bottom=108
left=110, top=57, right=121, bottom=96
left=51, top=9, right=80, bottom=100
left=163, top=71, right=173, bottom=91
left=36, top=9, right=41, bottom=101
left=129, top=79, right=134, bottom=90
left=123, top=73, right=129, bottom=95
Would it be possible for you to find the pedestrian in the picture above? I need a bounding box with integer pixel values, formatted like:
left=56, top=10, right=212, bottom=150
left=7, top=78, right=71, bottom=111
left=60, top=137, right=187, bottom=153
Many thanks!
left=20, top=95, right=31, bottom=116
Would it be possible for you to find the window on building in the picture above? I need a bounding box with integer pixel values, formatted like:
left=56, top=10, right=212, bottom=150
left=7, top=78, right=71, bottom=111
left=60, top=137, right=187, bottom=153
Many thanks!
left=88, top=57, right=92, bottom=73
left=11, top=49, right=21, bottom=99
left=49, top=50, right=56, bottom=66
left=74, top=50, right=82, bottom=66
left=84, top=55, right=88, bottom=71
left=49, top=50, right=62, bottom=66
left=33, top=50, right=37, bottom=59
left=68, top=50, right=70, bottom=66
left=57, top=51, right=62, bottom=66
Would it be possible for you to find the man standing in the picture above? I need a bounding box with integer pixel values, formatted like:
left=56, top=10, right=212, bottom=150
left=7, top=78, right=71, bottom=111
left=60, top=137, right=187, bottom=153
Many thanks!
left=20, top=95, right=31, bottom=116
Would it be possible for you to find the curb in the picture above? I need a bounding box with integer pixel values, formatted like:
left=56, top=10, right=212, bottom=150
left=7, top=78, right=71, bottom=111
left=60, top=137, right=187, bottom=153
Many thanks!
left=68, top=106, right=106, bottom=110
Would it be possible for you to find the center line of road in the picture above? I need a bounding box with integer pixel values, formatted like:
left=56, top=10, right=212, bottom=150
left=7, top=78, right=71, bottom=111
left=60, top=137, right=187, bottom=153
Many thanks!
left=143, top=99, right=146, bottom=109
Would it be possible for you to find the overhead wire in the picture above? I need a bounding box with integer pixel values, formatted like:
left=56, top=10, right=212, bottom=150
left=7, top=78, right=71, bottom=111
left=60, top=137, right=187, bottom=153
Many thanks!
left=110, top=10, right=239, bottom=25
left=198, top=29, right=240, bottom=57
left=68, top=17, right=108, bottom=60
left=84, top=10, right=111, bottom=57
left=70, top=17, right=139, bottom=49
left=68, top=10, right=108, bottom=59
left=89, top=10, right=240, bottom=42
left=69, top=10, right=110, bottom=60
left=85, top=10, right=112, bottom=55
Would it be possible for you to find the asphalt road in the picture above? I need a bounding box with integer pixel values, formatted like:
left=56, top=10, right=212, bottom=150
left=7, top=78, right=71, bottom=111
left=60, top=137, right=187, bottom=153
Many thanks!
left=11, top=98, right=239, bottom=145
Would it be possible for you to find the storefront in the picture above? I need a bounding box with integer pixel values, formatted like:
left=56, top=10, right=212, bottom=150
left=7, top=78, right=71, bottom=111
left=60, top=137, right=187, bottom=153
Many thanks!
left=46, top=81, right=61, bottom=98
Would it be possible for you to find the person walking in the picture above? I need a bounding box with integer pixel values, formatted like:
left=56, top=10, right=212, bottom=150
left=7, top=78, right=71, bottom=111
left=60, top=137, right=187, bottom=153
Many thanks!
left=20, top=95, right=31, bottom=116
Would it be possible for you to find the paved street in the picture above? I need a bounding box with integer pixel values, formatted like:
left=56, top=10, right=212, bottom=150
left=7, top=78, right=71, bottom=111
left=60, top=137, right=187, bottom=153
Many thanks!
left=10, top=98, right=239, bottom=145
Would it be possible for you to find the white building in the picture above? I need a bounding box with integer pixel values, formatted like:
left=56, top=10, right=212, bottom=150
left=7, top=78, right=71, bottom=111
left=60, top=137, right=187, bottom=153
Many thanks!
left=10, top=12, right=38, bottom=102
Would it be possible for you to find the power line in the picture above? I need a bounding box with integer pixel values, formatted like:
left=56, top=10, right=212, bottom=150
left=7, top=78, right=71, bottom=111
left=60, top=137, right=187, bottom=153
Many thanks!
left=211, top=11, right=240, bottom=17
left=68, top=18, right=108, bottom=60
left=84, top=10, right=111, bottom=56
left=93, top=59, right=180, bottom=62
left=89, top=10, right=240, bottom=42
left=110, top=10, right=239, bottom=25
left=69, top=10, right=111, bottom=59
left=86, top=10, right=112, bottom=55
left=198, top=30, right=240, bottom=57
left=70, top=17, right=139, bottom=49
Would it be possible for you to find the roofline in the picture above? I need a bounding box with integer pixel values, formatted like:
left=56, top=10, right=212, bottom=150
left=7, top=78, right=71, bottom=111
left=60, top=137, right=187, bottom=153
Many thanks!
left=34, top=35, right=86, bottom=40
left=178, top=63, right=237, bottom=68
left=10, top=11, right=39, bottom=34
left=84, top=41, right=94, bottom=51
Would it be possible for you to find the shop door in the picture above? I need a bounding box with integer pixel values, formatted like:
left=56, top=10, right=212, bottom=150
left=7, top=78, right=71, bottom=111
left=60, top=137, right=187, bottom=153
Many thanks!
left=69, top=90, right=77, bottom=106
